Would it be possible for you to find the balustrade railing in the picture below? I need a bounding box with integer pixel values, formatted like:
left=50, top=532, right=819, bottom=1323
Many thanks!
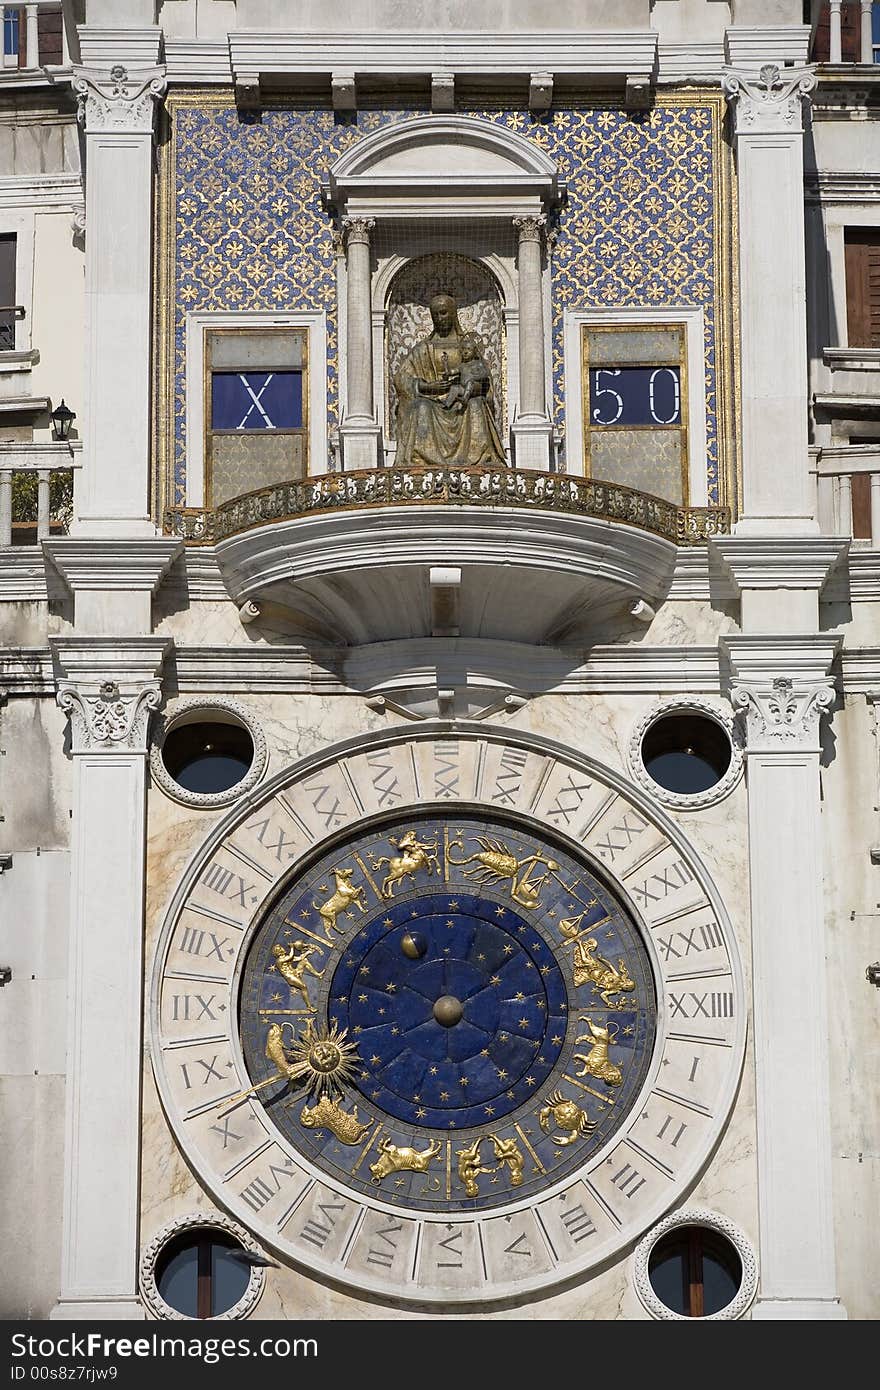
left=814, top=445, right=880, bottom=545
left=0, top=442, right=79, bottom=546
left=164, top=465, right=731, bottom=547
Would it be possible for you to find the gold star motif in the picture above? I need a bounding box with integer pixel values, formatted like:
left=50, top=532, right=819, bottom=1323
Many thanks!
left=358, top=993, right=368, bottom=1003
left=525, top=1076, right=536, bottom=1086
left=378, top=1007, right=386, bottom=1015
left=448, top=901, right=460, bottom=910
left=514, top=991, right=525, bottom=1002
left=359, top=966, right=370, bottom=976
left=385, top=983, right=397, bottom=993
left=552, top=1035, right=563, bottom=1046
left=495, top=907, right=505, bottom=918
left=372, top=1090, right=381, bottom=1099
left=490, top=975, right=501, bottom=986
left=391, top=1026, right=400, bottom=1036
left=395, top=1178, right=405, bottom=1188
left=506, top=1090, right=515, bottom=1100
left=484, top=1105, right=495, bottom=1116
left=370, top=1055, right=381, bottom=1065
left=416, top=1107, right=427, bottom=1118
left=496, top=1069, right=508, bottom=1080
left=519, top=1018, right=529, bottom=1028
left=536, top=1001, right=546, bottom=1012
left=353, top=1026, right=363, bottom=1035
left=460, top=1077, right=469, bottom=1087
left=623, top=1024, right=635, bottom=1037
left=446, top=920, right=455, bottom=929
left=271, top=992, right=282, bottom=1003
left=430, top=1066, right=438, bottom=1076
left=383, top=917, right=393, bottom=928
left=440, top=1091, right=450, bottom=1101
left=480, top=1049, right=490, bottom=1057
left=540, top=965, right=551, bottom=976
left=477, top=953, right=487, bottom=962
left=502, top=945, right=514, bottom=955
left=318, top=884, right=328, bottom=893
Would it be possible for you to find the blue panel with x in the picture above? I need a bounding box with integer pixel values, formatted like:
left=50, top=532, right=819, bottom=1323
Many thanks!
left=211, top=370, right=303, bottom=430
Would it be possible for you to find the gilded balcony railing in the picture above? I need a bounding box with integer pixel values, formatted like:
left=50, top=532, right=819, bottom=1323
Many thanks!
left=164, top=466, right=731, bottom=547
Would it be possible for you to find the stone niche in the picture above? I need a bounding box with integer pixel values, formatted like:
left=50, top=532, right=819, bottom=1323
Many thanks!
left=325, top=114, right=563, bottom=471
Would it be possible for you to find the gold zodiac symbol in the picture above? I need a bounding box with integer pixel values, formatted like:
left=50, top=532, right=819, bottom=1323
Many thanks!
left=299, top=1095, right=372, bottom=1145
left=538, top=1089, right=596, bottom=1146
left=447, top=836, right=560, bottom=910
left=455, top=1133, right=525, bottom=1196
left=369, top=1137, right=443, bottom=1183
left=270, top=940, right=324, bottom=1012
left=315, top=867, right=367, bottom=939
left=573, top=1016, right=623, bottom=1087
left=373, top=830, right=441, bottom=898
left=558, top=918, right=635, bottom=1008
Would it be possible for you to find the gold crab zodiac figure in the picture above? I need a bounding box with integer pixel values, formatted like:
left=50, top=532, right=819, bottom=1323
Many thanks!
left=538, top=1090, right=596, bottom=1146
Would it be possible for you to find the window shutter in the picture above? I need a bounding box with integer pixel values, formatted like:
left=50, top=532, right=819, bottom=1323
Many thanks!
left=845, top=230, right=880, bottom=348
left=37, top=6, right=63, bottom=65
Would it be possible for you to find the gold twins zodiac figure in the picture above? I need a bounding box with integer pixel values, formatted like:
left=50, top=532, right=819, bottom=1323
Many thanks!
left=299, top=1095, right=372, bottom=1146
left=448, top=835, right=560, bottom=910
left=369, top=1137, right=443, bottom=1182
left=573, top=1016, right=623, bottom=1087
left=270, top=940, right=324, bottom=1012
left=455, top=1134, right=525, bottom=1196
left=315, top=866, right=367, bottom=938
left=374, top=830, right=441, bottom=898
left=538, top=1090, right=596, bottom=1146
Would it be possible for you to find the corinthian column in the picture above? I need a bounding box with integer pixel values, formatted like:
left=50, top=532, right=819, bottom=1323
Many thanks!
left=70, top=64, right=166, bottom=536
left=511, top=214, right=552, bottom=471
left=723, top=634, right=847, bottom=1321
left=722, top=64, right=816, bottom=532
left=49, top=636, right=170, bottom=1320
left=339, top=215, right=382, bottom=470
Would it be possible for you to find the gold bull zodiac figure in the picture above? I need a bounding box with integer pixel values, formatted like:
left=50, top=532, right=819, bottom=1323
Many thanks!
left=369, top=1137, right=442, bottom=1182
left=374, top=830, right=441, bottom=898
left=538, top=1089, right=596, bottom=1146
left=316, top=866, right=367, bottom=938
left=270, top=940, right=324, bottom=1011
left=573, top=1016, right=623, bottom=1087
left=447, top=836, right=559, bottom=910
left=299, top=1094, right=372, bottom=1146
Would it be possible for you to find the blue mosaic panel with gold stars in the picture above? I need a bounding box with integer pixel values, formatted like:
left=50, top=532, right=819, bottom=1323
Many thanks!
left=163, top=97, right=727, bottom=506
left=239, top=814, right=656, bottom=1213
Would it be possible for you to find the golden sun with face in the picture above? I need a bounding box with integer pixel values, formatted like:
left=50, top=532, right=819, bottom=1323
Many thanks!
left=284, top=1018, right=362, bottom=1099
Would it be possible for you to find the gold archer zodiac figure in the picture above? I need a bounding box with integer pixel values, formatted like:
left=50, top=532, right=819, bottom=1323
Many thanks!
left=447, top=835, right=560, bottom=910
left=315, top=867, right=367, bottom=939
left=573, top=1015, right=623, bottom=1087
left=270, top=940, right=324, bottom=1012
left=373, top=830, right=441, bottom=898
left=558, top=914, right=635, bottom=1008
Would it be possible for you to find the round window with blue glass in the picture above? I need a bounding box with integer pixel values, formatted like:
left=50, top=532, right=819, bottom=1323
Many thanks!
left=239, top=813, right=657, bottom=1215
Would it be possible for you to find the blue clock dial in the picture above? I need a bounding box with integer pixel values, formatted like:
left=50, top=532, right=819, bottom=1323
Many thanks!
left=239, top=814, right=657, bottom=1213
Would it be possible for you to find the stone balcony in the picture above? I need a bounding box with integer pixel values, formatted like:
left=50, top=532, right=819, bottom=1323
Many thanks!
left=164, top=465, right=729, bottom=646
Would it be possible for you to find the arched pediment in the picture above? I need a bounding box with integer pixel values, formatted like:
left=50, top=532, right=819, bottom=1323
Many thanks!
left=324, top=115, right=562, bottom=217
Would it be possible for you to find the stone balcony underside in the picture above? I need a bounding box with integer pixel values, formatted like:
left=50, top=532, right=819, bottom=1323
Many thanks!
left=165, top=467, right=729, bottom=646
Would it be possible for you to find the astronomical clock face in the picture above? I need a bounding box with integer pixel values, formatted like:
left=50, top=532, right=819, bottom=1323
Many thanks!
left=152, top=728, right=744, bottom=1305
left=239, top=814, right=656, bottom=1214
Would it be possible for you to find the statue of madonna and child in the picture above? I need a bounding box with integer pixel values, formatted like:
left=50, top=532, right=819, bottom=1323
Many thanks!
left=393, top=293, right=506, bottom=467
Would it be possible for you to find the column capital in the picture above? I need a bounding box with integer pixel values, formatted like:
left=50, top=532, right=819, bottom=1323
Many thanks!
left=72, top=64, right=167, bottom=136
left=722, top=634, right=840, bottom=752
left=340, top=215, right=376, bottom=246
left=722, top=64, right=816, bottom=135
left=513, top=213, right=546, bottom=244
left=50, top=636, right=171, bottom=754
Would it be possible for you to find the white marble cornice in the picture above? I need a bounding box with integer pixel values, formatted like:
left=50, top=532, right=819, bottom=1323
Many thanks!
left=724, top=25, right=812, bottom=69
left=43, top=537, right=182, bottom=594
left=49, top=635, right=171, bottom=754
left=76, top=27, right=163, bottom=70
left=709, top=535, right=849, bottom=592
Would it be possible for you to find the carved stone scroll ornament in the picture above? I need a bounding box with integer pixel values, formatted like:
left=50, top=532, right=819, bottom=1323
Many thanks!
left=57, top=679, right=162, bottom=753
left=722, top=64, right=817, bottom=134
left=513, top=213, right=547, bottom=244
left=73, top=64, right=167, bottom=135
left=730, top=677, right=836, bottom=750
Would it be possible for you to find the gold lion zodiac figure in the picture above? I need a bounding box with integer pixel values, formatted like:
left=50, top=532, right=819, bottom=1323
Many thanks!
left=573, top=1016, right=623, bottom=1087
left=316, top=866, right=367, bottom=939
left=448, top=836, right=559, bottom=910
left=270, top=940, right=324, bottom=1012
left=299, top=1095, right=372, bottom=1146
left=374, top=830, right=441, bottom=898
left=369, top=1137, right=442, bottom=1183
left=538, top=1089, right=596, bottom=1146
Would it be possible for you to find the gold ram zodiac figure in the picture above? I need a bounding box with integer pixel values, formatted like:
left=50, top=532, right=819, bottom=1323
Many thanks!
left=373, top=830, right=441, bottom=898
left=573, top=1016, right=623, bottom=1087
left=315, top=866, right=367, bottom=938
left=447, top=836, right=559, bottom=910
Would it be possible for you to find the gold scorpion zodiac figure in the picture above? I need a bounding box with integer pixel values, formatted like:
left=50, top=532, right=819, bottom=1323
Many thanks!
left=448, top=836, right=559, bottom=910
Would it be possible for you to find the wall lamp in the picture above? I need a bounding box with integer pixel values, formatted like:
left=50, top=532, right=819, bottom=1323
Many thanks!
left=50, top=399, right=76, bottom=441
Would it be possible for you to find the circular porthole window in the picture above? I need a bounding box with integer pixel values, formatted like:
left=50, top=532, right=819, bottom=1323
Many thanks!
left=140, top=1214, right=267, bottom=1321
left=628, top=699, right=742, bottom=810
left=150, top=699, right=267, bottom=809
left=633, top=1210, right=757, bottom=1320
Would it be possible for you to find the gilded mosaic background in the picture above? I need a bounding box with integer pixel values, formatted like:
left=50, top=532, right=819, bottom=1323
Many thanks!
left=157, top=97, right=731, bottom=508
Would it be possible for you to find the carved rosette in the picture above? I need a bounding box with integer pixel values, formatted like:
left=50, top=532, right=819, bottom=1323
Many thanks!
left=57, top=679, right=162, bottom=753
left=722, top=64, right=816, bottom=134
left=513, top=213, right=546, bottom=245
left=730, top=677, right=836, bottom=751
left=341, top=215, right=376, bottom=248
left=73, top=64, right=167, bottom=135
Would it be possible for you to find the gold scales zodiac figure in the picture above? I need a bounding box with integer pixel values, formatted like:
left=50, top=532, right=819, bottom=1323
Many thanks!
left=447, top=834, right=560, bottom=910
